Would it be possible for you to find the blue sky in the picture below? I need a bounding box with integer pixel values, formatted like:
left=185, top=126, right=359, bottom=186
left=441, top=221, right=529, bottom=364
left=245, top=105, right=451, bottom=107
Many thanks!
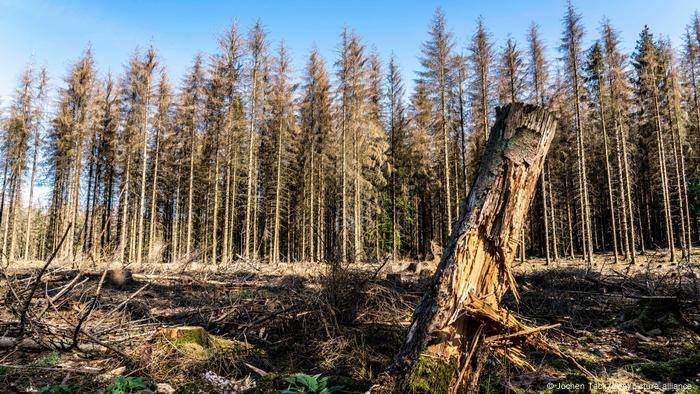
left=1, top=0, right=698, bottom=103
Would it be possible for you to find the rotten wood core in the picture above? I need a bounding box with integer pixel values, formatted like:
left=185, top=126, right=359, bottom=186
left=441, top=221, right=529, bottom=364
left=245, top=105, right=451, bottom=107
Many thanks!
left=372, top=103, right=574, bottom=393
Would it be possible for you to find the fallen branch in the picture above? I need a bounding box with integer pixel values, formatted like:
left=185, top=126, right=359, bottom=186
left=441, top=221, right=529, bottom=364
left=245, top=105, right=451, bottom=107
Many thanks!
left=0, top=363, right=102, bottom=374
left=17, top=223, right=72, bottom=338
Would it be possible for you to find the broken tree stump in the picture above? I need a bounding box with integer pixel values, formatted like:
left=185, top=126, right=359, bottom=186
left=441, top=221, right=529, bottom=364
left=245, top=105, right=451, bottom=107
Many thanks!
left=372, top=103, right=558, bottom=393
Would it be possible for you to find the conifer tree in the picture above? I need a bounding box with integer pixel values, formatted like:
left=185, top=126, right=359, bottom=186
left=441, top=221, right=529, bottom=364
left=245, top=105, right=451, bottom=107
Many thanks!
left=244, top=22, right=267, bottom=260
left=561, top=1, right=594, bottom=267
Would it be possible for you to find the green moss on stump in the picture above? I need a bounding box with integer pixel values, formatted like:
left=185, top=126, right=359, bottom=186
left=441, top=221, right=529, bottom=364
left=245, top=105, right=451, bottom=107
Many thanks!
left=399, top=355, right=459, bottom=394
left=164, top=326, right=209, bottom=347
left=625, top=352, right=700, bottom=381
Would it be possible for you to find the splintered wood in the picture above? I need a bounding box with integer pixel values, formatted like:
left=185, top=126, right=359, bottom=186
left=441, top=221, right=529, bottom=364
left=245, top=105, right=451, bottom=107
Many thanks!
left=374, top=103, right=562, bottom=393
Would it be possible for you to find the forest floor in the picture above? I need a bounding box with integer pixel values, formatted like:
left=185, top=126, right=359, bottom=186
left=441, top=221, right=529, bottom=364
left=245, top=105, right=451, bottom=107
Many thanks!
left=1, top=250, right=700, bottom=393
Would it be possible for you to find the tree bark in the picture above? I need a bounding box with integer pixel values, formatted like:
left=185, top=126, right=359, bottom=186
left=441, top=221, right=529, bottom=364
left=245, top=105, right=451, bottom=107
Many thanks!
left=373, top=103, right=557, bottom=393
left=597, top=83, right=619, bottom=264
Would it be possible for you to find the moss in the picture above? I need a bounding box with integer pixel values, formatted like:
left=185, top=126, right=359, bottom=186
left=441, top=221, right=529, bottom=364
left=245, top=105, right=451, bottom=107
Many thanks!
left=636, top=342, right=671, bottom=361
left=173, top=380, right=205, bottom=394
left=171, top=328, right=208, bottom=346
left=620, top=299, right=683, bottom=335
left=625, top=352, right=700, bottom=381
left=176, top=343, right=208, bottom=360
left=327, top=375, right=367, bottom=391
left=257, top=372, right=288, bottom=393
left=399, top=354, right=459, bottom=394
left=677, top=383, right=700, bottom=394
left=240, top=289, right=256, bottom=298
left=566, top=350, right=602, bottom=365
left=680, top=341, right=697, bottom=352
left=554, top=373, right=591, bottom=394
left=146, top=329, right=248, bottom=383
left=209, top=335, right=238, bottom=349
left=547, top=358, right=570, bottom=371
left=32, top=352, right=60, bottom=368
left=478, top=358, right=505, bottom=394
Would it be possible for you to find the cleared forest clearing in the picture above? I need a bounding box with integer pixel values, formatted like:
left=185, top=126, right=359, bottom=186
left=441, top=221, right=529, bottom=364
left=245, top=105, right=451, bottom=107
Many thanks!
left=1, top=252, right=699, bottom=393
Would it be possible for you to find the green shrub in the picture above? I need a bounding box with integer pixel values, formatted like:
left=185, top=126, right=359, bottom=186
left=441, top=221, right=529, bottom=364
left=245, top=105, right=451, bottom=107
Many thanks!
left=281, top=373, right=342, bottom=394
left=33, top=352, right=60, bottom=368
left=37, top=384, right=74, bottom=394
left=98, top=376, right=156, bottom=394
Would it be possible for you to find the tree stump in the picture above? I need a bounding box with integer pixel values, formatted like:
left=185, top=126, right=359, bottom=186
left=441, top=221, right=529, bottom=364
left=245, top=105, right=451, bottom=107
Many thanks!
left=157, top=326, right=210, bottom=347
left=373, top=103, right=558, bottom=393
left=106, top=269, right=134, bottom=288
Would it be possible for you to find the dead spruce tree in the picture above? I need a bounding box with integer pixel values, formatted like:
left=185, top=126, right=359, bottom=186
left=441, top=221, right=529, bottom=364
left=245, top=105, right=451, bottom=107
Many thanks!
left=299, top=49, right=332, bottom=262
left=602, top=20, right=636, bottom=263
left=243, top=22, right=267, bottom=261
left=632, top=27, right=676, bottom=262
left=373, top=103, right=557, bottom=393
left=585, top=41, right=619, bottom=264
left=420, top=9, right=455, bottom=241
left=561, top=1, right=593, bottom=268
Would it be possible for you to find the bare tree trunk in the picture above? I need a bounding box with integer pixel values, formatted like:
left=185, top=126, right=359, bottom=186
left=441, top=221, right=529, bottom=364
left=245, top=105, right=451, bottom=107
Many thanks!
left=458, top=71, right=468, bottom=199
left=341, top=103, right=348, bottom=264
left=252, top=162, right=259, bottom=259
left=619, top=109, right=637, bottom=264
left=353, top=111, right=362, bottom=261
left=2, top=177, right=16, bottom=258
left=136, top=110, right=149, bottom=265
left=186, top=134, right=196, bottom=258
left=211, top=144, right=220, bottom=265
left=668, top=97, right=692, bottom=261
left=119, top=157, right=131, bottom=263
left=688, top=54, right=700, bottom=245
left=24, top=124, right=40, bottom=260
left=8, top=176, right=21, bottom=260
left=309, top=145, right=316, bottom=263
left=443, top=71, right=453, bottom=241
left=576, top=116, right=593, bottom=268
left=222, top=132, right=232, bottom=264
left=148, top=122, right=162, bottom=262
left=541, top=171, right=550, bottom=265
left=678, top=141, right=692, bottom=259
left=229, top=158, right=239, bottom=261
left=272, top=120, right=284, bottom=264
left=547, top=164, right=559, bottom=261
left=597, top=85, right=619, bottom=264
left=612, top=110, right=631, bottom=262
left=171, top=169, right=181, bottom=264
left=244, top=66, right=259, bottom=260
left=652, top=93, right=675, bottom=262
left=373, top=103, right=556, bottom=393
left=67, top=144, right=83, bottom=259
left=0, top=160, right=8, bottom=243
left=319, top=168, right=325, bottom=262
